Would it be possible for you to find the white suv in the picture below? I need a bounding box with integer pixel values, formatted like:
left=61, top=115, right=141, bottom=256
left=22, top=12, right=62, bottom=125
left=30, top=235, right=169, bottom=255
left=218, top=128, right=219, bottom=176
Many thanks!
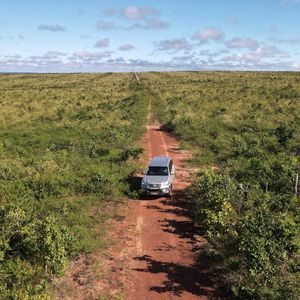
left=141, top=156, right=175, bottom=196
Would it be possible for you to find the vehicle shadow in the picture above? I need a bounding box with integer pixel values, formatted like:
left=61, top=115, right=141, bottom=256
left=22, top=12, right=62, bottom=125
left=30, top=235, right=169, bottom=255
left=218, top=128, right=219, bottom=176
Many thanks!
left=132, top=251, right=228, bottom=298
left=126, top=125, right=229, bottom=298
left=132, top=186, right=228, bottom=298
left=146, top=188, right=194, bottom=217
left=126, top=175, right=142, bottom=193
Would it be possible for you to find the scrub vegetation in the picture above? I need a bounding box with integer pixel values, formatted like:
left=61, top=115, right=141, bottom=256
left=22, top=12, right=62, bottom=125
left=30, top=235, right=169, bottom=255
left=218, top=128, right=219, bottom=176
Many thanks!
left=0, top=73, right=148, bottom=299
left=143, top=71, right=300, bottom=299
left=1, top=71, right=299, bottom=299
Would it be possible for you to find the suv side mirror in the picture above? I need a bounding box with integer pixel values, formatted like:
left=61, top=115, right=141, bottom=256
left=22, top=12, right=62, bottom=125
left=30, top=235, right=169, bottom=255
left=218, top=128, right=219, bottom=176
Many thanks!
left=142, top=171, right=146, bottom=175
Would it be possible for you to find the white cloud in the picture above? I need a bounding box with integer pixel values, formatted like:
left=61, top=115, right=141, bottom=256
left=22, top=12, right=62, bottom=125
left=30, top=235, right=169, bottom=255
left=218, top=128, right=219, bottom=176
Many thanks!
left=2, top=54, right=22, bottom=59
left=226, top=38, right=259, bottom=49
left=117, top=19, right=169, bottom=30
left=94, top=38, right=110, bottom=48
left=192, top=28, right=224, bottom=43
left=0, top=35, right=25, bottom=40
left=199, top=49, right=230, bottom=58
left=123, top=6, right=157, bottom=20
left=221, top=45, right=288, bottom=64
left=103, top=6, right=168, bottom=31
left=127, top=19, right=169, bottom=30
left=154, top=38, right=191, bottom=52
left=172, top=55, right=196, bottom=62
left=42, top=51, right=67, bottom=59
left=256, top=46, right=288, bottom=58
left=118, top=44, right=136, bottom=51
left=291, top=62, right=300, bottom=69
left=37, top=24, right=66, bottom=32
left=71, top=51, right=112, bottom=61
left=270, top=37, right=300, bottom=45
left=145, top=19, right=169, bottom=29
left=105, top=6, right=158, bottom=20
left=0, top=53, right=298, bottom=72
left=97, top=21, right=116, bottom=31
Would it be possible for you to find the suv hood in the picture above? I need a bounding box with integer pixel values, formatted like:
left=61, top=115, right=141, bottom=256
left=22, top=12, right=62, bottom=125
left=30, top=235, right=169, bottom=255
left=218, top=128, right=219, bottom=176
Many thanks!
left=142, top=175, right=169, bottom=185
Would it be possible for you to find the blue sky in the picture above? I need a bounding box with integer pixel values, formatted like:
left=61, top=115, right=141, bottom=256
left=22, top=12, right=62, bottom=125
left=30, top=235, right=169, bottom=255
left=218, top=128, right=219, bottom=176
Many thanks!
left=0, top=0, right=300, bottom=72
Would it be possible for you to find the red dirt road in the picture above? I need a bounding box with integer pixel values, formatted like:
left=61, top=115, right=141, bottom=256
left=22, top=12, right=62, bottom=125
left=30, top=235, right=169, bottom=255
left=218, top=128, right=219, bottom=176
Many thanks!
left=53, top=123, right=226, bottom=300
left=123, top=125, right=224, bottom=300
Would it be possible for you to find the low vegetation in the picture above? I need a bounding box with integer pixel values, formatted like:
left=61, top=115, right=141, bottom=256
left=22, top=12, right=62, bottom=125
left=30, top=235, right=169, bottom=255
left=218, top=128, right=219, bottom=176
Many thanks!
left=1, top=71, right=299, bottom=299
left=143, top=71, right=300, bottom=299
left=0, top=73, right=148, bottom=298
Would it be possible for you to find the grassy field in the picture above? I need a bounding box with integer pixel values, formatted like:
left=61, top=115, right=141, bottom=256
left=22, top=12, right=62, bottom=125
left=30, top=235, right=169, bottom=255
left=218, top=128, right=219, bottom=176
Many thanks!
left=142, top=71, right=300, bottom=299
left=1, top=71, right=299, bottom=299
left=0, top=73, right=149, bottom=298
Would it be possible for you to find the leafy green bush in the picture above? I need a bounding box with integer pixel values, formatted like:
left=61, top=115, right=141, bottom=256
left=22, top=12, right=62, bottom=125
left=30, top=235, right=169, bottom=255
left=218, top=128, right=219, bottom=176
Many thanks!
left=192, top=172, right=299, bottom=299
left=0, top=203, right=72, bottom=298
left=192, top=172, right=236, bottom=236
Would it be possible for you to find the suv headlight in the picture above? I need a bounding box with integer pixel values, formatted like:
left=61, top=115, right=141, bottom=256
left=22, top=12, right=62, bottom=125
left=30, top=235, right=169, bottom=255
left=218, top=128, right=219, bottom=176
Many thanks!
left=141, top=181, right=148, bottom=188
left=161, top=181, right=171, bottom=188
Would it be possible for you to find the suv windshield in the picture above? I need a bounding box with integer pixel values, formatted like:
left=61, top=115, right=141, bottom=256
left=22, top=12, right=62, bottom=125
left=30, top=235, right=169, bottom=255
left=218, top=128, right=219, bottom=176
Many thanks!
left=147, top=166, right=169, bottom=176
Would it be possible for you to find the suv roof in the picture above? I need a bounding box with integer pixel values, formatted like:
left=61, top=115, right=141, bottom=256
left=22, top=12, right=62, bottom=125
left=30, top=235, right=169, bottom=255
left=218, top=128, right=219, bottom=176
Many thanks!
left=149, top=156, right=171, bottom=167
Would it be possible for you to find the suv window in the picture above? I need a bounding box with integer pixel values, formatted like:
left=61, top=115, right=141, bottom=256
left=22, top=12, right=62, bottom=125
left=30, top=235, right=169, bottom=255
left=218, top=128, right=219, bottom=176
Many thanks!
left=169, top=160, right=173, bottom=172
left=147, top=166, right=169, bottom=176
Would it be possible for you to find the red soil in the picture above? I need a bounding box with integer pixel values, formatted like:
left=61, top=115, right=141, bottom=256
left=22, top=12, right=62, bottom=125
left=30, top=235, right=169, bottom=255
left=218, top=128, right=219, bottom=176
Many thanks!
left=121, top=125, right=226, bottom=300
left=53, top=124, right=227, bottom=299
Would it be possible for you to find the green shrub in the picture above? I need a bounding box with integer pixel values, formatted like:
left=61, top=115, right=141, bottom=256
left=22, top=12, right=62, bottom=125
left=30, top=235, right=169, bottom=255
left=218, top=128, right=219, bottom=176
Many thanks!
left=0, top=73, right=149, bottom=298
left=0, top=203, right=72, bottom=298
left=146, top=71, right=300, bottom=299
left=192, top=172, right=299, bottom=299
left=192, top=172, right=237, bottom=236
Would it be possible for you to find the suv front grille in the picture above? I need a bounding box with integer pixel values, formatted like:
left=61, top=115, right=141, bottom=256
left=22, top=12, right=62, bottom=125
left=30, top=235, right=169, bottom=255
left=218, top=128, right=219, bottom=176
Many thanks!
left=149, top=184, right=161, bottom=189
